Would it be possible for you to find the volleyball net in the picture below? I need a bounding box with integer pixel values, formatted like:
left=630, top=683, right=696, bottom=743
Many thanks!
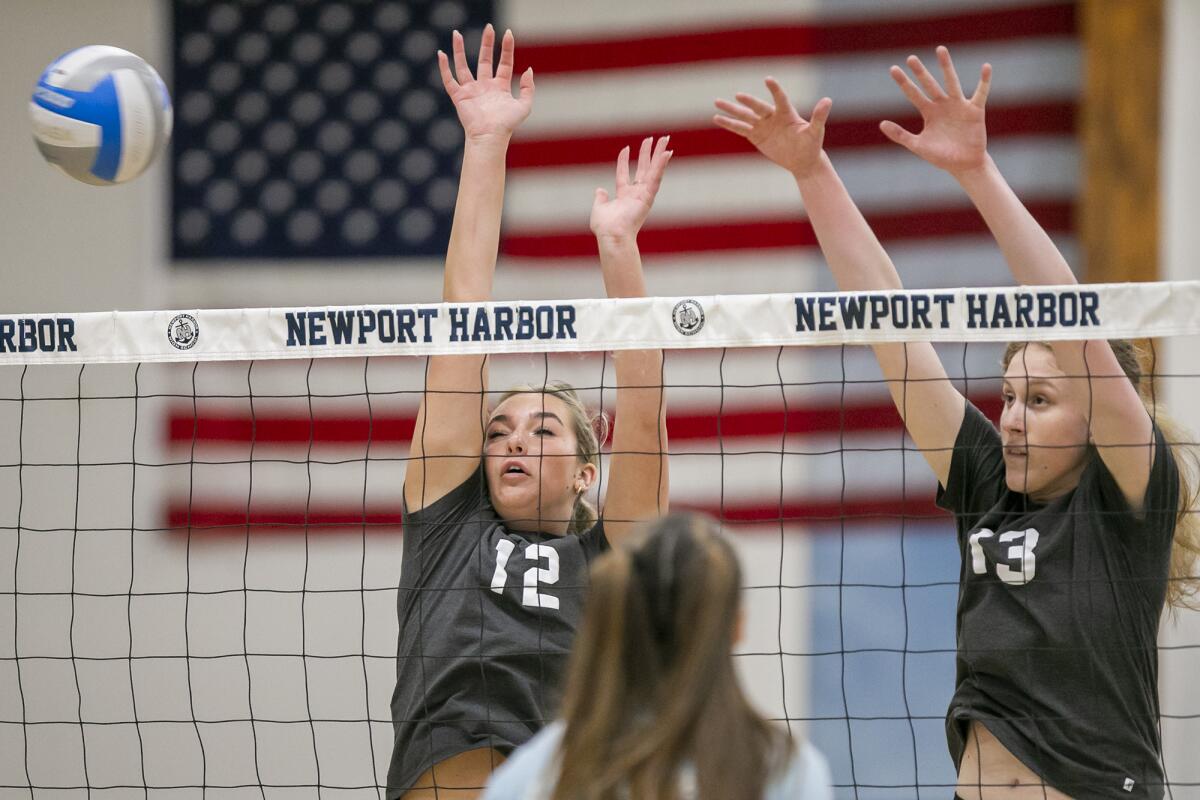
left=2, top=284, right=1199, bottom=796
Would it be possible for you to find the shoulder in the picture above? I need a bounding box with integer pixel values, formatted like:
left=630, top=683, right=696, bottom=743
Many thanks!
left=769, top=739, right=833, bottom=800
left=1082, top=420, right=1179, bottom=493
left=945, top=400, right=1003, bottom=477
left=937, top=401, right=1005, bottom=518
left=482, top=722, right=564, bottom=800
left=958, top=401, right=1001, bottom=447
left=400, top=467, right=507, bottom=567
left=1078, top=421, right=1181, bottom=533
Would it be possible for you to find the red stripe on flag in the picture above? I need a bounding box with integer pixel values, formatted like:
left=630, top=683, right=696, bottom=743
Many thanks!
left=500, top=201, right=1074, bottom=259
left=514, top=3, right=1074, bottom=75
left=167, top=507, right=405, bottom=528
left=168, top=414, right=416, bottom=445
left=689, top=497, right=946, bottom=524
left=167, top=398, right=1005, bottom=446
left=166, top=497, right=947, bottom=532
left=509, top=101, right=1077, bottom=170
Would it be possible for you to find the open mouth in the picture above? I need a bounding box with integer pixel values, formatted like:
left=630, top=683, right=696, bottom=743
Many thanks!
left=501, top=461, right=529, bottom=476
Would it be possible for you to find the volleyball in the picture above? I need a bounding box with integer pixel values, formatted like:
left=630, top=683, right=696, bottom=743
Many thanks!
left=29, top=45, right=172, bottom=185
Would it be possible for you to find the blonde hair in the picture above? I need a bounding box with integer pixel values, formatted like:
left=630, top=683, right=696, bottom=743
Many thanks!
left=1003, top=341, right=1200, bottom=609
left=551, top=513, right=793, bottom=800
left=495, top=381, right=609, bottom=535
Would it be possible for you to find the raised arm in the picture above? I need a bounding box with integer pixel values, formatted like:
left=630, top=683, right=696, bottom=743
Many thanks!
left=406, top=26, right=535, bottom=511
left=588, top=137, right=673, bottom=544
left=714, top=81, right=965, bottom=485
left=882, top=47, right=1153, bottom=506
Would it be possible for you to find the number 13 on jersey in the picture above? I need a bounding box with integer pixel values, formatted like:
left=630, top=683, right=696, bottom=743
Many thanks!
left=490, top=539, right=561, bottom=609
left=969, top=527, right=1040, bottom=586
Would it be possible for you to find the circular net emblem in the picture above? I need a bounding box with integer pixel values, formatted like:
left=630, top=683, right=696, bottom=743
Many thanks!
left=671, top=299, right=705, bottom=336
left=168, top=314, right=200, bottom=350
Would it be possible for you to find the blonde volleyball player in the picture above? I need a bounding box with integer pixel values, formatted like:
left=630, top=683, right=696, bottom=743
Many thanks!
left=388, top=26, right=671, bottom=799
left=715, top=49, right=1196, bottom=799
left=481, top=513, right=833, bottom=800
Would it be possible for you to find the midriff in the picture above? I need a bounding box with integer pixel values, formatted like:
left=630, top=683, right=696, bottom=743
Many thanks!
left=956, top=722, right=1073, bottom=799
left=400, top=747, right=507, bottom=800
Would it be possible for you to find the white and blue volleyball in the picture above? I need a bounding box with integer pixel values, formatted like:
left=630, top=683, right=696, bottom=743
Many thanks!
left=30, top=46, right=173, bottom=185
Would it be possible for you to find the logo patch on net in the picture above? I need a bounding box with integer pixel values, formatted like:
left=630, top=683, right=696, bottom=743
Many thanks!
left=1124, top=777, right=1135, bottom=792
left=167, top=314, right=199, bottom=350
left=671, top=299, right=705, bottom=336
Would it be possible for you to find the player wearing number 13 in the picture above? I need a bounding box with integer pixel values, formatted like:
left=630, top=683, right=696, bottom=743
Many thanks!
left=716, top=47, right=1200, bottom=799
left=387, top=28, right=671, bottom=799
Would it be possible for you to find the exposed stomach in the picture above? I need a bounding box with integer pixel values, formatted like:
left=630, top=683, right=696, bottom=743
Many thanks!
left=956, top=722, right=1074, bottom=800
left=400, top=747, right=507, bottom=800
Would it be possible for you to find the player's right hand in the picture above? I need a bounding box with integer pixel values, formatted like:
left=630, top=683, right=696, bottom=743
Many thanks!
left=438, top=25, right=534, bottom=144
left=880, top=45, right=992, bottom=177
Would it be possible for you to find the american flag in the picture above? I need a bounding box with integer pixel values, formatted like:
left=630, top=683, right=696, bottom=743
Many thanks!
left=167, top=0, right=1079, bottom=795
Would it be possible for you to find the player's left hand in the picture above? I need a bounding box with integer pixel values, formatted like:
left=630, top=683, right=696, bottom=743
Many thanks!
left=590, top=136, right=672, bottom=242
left=881, top=46, right=992, bottom=176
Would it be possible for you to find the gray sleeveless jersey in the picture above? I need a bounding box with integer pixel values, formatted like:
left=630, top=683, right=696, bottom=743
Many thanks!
left=386, top=467, right=607, bottom=797
left=937, top=403, right=1178, bottom=799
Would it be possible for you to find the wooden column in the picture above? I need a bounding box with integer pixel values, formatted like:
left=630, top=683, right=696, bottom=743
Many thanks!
left=1079, top=0, right=1162, bottom=283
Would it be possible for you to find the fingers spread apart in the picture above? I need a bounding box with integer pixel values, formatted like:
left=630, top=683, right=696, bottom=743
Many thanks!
left=894, top=47, right=993, bottom=109
left=906, top=54, right=947, bottom=100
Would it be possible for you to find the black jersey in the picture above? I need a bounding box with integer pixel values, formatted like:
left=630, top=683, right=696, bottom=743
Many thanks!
left=937, top=402, right=1178, bottom=799
left=385, top=467, right=608, bottom=798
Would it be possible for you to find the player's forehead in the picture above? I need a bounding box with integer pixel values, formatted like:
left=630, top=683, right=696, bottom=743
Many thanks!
left=488, top=392, right=570, bottom=425
left=1003, top=345, right=1067, bottom=384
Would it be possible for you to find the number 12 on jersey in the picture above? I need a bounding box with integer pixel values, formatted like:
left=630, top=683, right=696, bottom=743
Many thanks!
left=490, top=539, right=561, bottom=609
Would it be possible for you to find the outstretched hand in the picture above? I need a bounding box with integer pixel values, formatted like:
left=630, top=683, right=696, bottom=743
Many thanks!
left=590, top=136, right=673, bottom=241
left=438, top=24, right=534, bottom=142
left=881, top=46, right=991, bottom=175
left=713, top=78, right=831, bottom=179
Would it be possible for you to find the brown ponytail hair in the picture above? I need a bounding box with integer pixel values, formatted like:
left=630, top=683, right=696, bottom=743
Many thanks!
left=551, top=513, right=793, bottom=800
left=496, top=381, right=609, bottom=535
left=1003, top=341, right=1200, bottom=609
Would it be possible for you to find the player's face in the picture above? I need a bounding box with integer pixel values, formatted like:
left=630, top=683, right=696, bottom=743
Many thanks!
left=483, top=393, right=593, bottom=533
left=999, top=345, right=1091, bottom=501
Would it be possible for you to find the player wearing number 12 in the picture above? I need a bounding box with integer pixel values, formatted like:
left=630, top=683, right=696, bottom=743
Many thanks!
left=716, top=47, right=1200, bottom=799
left=387, top=28, right=671, bottom=798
